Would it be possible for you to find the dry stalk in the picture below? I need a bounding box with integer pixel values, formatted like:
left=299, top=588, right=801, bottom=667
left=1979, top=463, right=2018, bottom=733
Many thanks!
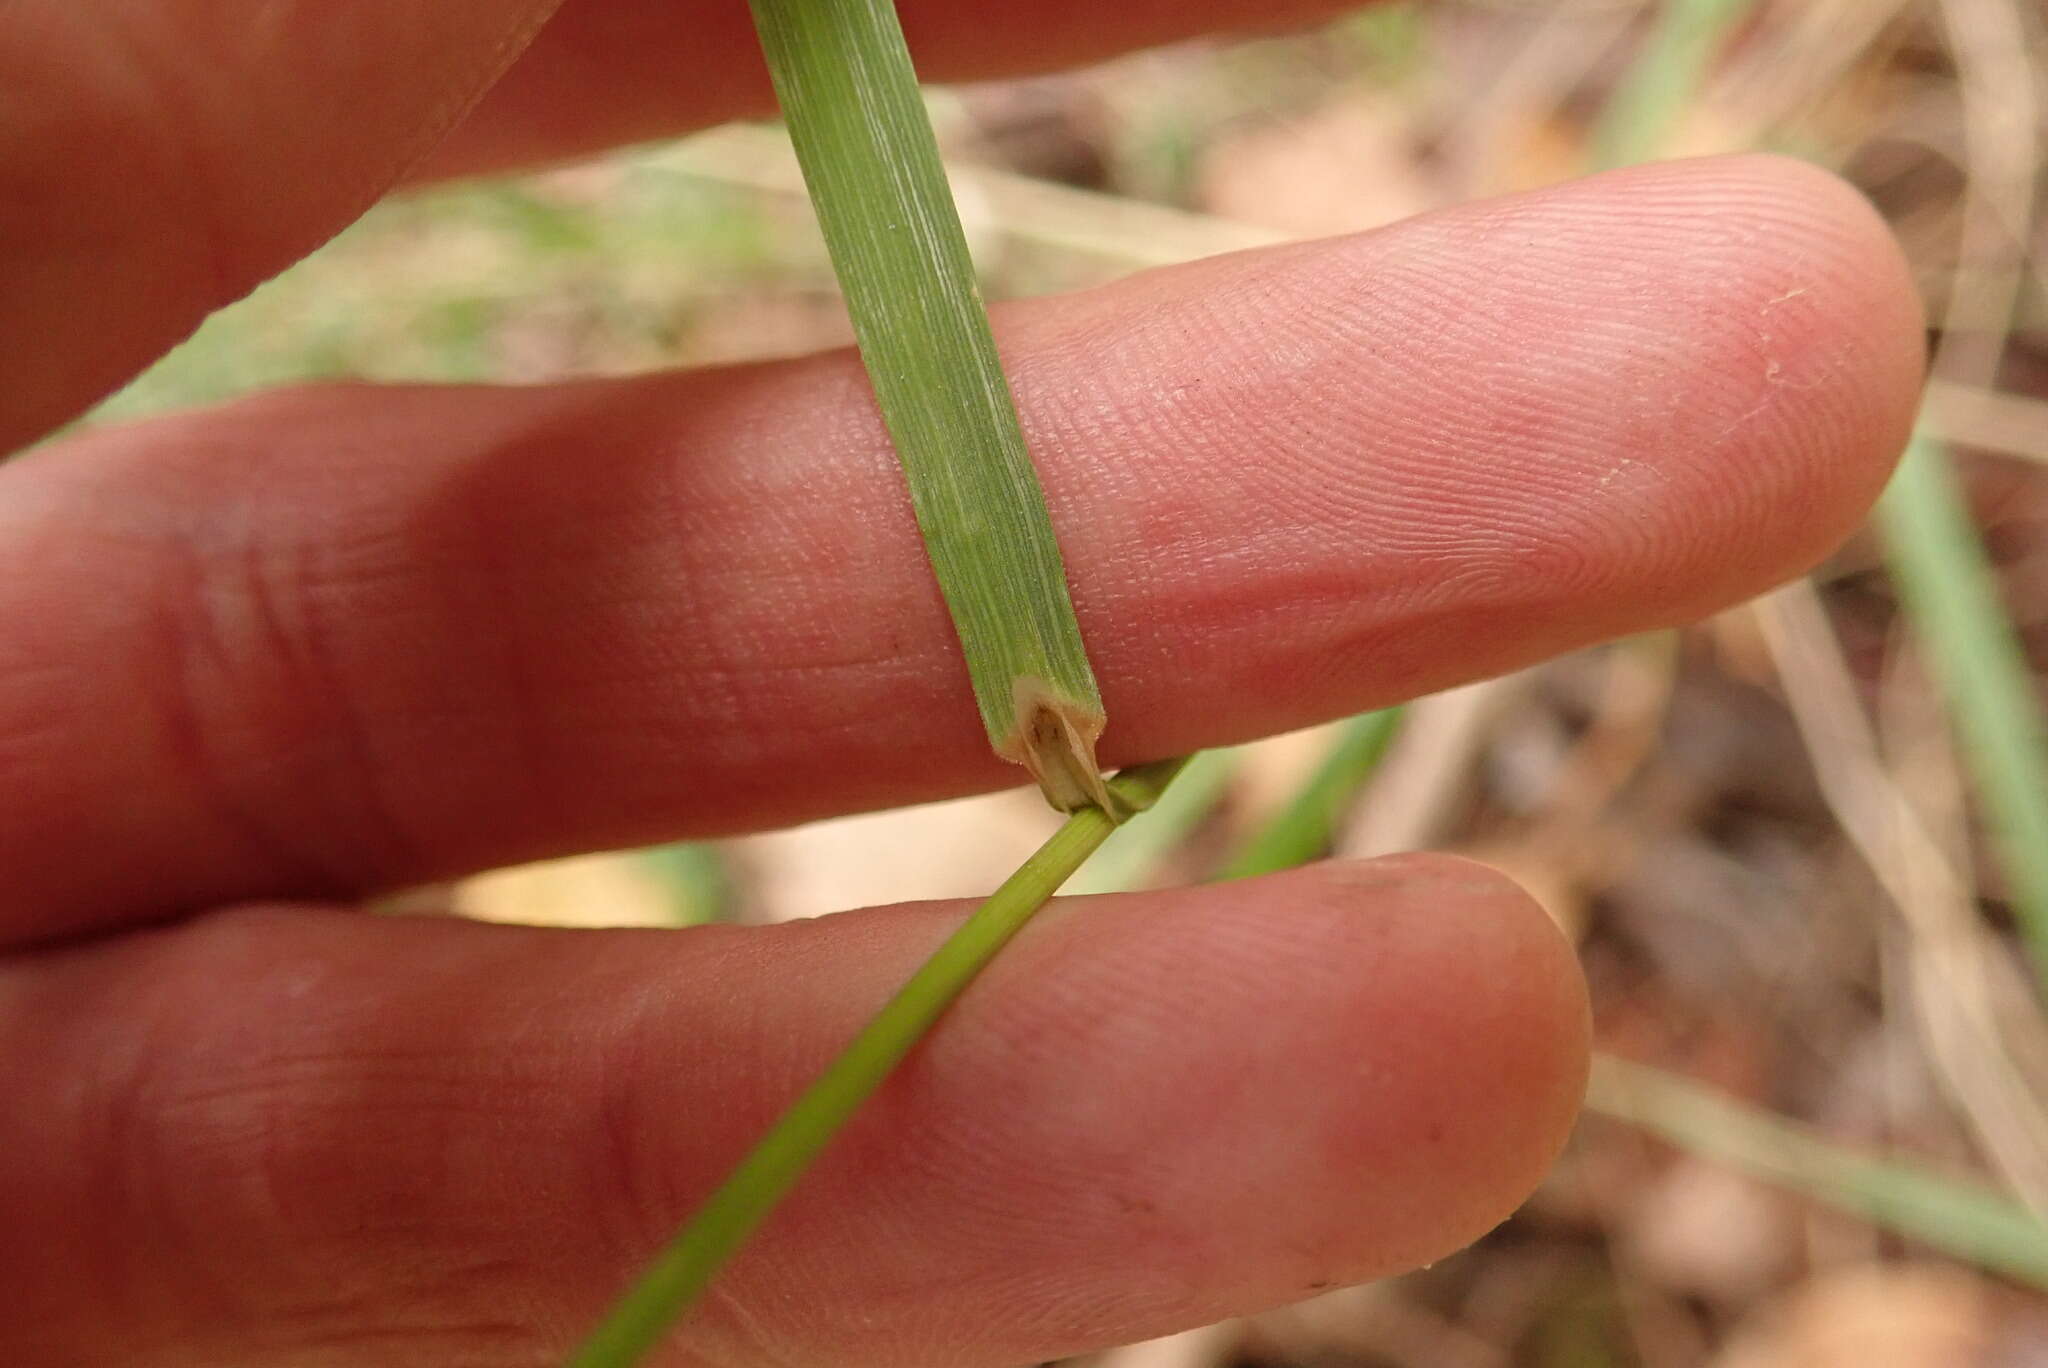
left=1751, top=582, right=2048, bottom=1212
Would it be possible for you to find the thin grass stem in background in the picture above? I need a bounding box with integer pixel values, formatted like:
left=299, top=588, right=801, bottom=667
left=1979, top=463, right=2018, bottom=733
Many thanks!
left=637, top=842, right=730, bottom=926
left=570, top=758, right=1190, bottom=1367
left=1587, top=1056, right=2048, bottom=1292
left=1217, top=709, right=1404, bottom=881
left=666, top=123, right=1289, bottom=271
left=747, top=0, right=1111, bottom=813
left=1589, top=0, right=1754, bottom=170
left=1877, top=433, right=2048, bottom=988
left=1065, top=747, right=1240, bottom=895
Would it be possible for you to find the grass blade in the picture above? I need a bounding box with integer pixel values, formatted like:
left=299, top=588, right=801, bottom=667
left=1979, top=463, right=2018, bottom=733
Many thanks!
left=1587, top=1056, right=2048, bottom=1291
left=1589, top=0, right=1754, bottom=170
left=568, top=758, right=1188, bottom=1367
left=638, top=842, right=730, bottom=926
left=747, top=0, right=1110, bottom=812
left=1877, top=432, right=2048, bottom=987
left=1065, top=747, right=1240, bottom=895
left=1217, top=708, right=1404, bottom=881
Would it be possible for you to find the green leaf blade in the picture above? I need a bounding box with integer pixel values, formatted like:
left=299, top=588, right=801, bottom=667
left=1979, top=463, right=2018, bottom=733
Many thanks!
left=1218, top=708, right=1404, bottom=880
left=748, top=0, right=1109, bottom=811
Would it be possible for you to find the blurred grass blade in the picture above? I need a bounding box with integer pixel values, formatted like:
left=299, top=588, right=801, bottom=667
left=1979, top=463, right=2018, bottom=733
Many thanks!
left=1877, top=433, right=2048, bottom=987
left=1218, top=708, right=1404, bottom=881
left=569, top=758, right=1189, bottom=1367
left=1066, top=747, right=1240, bottom=894
left=747, top=0, right=1110, bottom=813
left=637, top=842, right=730, bottom=926
left=1590, top=0, right=1754, bottom=170
left=1587, top=1056, right=2048, bottom=1291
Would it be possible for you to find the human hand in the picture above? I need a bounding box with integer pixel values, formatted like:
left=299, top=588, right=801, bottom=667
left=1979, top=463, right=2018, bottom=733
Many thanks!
left=4, top=3, right=1923, bottom=1364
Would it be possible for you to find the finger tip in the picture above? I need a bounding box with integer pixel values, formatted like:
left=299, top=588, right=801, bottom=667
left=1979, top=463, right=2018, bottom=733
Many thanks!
left=1316, top=854, right=1591, bottom=1267
left=892, top=854, right=1591, bottom=1339
left=1586, top=154, right=1926, bottom=611
left=1765, top=153, right=1928, bottom=512
left=1039, top=153, right=1928, bottom=764
left=1197, top=854, right=1592, bottom=1285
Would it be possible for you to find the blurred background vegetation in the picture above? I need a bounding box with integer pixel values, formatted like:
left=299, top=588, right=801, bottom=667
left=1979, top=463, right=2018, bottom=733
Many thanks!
left=91, top=1, right=2048, bottom=1363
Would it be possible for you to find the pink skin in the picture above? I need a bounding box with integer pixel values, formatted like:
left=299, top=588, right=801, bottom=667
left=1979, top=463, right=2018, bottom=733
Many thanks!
left=0, top=3, right=1921, bottom=1364
left=9, top=860, right=1588, bottom=1366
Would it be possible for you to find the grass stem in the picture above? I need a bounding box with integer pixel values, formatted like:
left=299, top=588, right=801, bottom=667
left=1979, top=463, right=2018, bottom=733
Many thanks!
left=568, top=758, right=1188, bottom=1367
